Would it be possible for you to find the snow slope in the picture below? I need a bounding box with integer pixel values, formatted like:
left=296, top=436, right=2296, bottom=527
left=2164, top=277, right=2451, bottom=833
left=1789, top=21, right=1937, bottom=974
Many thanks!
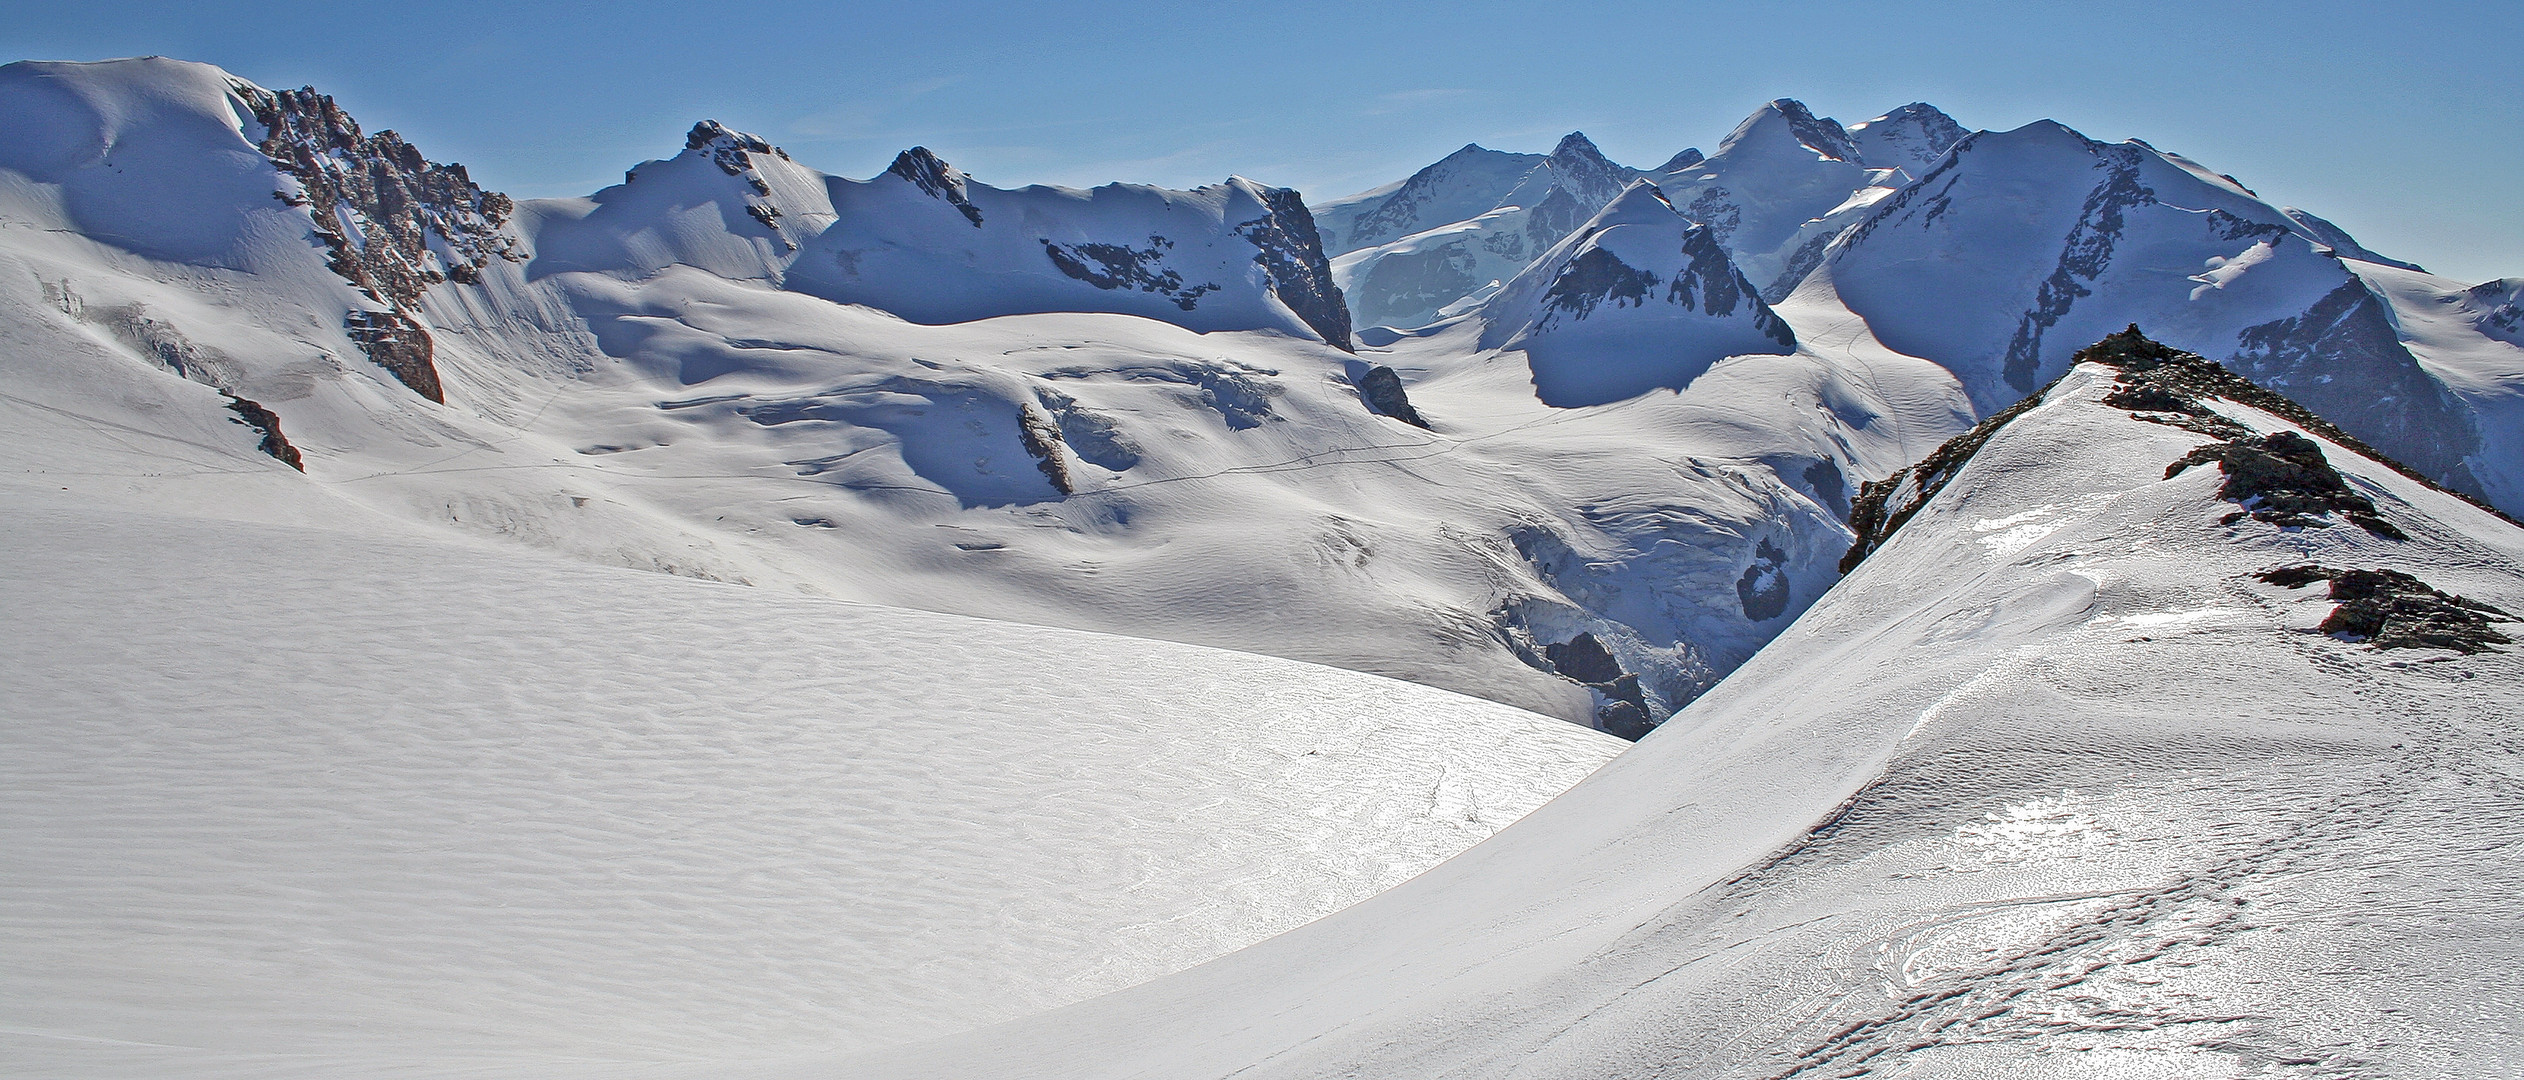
left=844, top=338, right=2524, bottom=1079
left=0, top=483, right=1619, bottom=1079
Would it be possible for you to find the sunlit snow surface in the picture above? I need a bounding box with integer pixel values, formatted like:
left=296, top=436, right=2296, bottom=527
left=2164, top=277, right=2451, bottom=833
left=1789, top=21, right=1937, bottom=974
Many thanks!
left=0, top=491, right=1618, bottom=1078
left=843, top=366, right=2524, bottom=1079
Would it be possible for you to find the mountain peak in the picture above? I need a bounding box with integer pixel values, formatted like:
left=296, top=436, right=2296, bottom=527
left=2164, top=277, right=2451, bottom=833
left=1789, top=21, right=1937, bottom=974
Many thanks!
left=1718, top=98, right=1858, bottom=163
left=1847, top=102, right=1965, bottom=174
left=684, top=120, right=787, bottom=175
left=1549, top=131, right=1610, bottom=168
left=886, top=146, right=983, bottom=227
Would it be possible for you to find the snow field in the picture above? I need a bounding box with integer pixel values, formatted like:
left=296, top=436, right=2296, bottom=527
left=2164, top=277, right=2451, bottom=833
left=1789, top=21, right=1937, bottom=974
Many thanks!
left=0, top=491, right=1619, bottom=1078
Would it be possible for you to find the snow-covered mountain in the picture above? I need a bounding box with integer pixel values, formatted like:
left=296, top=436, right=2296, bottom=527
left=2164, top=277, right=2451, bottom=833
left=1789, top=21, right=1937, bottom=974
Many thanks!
left=1324, top=132, right=1650, bottom=330
left=1479, top=180, right=1797, bottom=407
left=1807, top=117, right=2500, bottom=504
left=849, top=330, right=2524, bottom=1080
left=0, top=57, right=1938, bottom=737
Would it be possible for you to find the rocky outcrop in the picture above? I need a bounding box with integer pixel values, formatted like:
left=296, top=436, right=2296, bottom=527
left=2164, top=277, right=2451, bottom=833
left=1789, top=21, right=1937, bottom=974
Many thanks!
left=1016, top=404, right=1075, bottom=495
left=2078, top=326, right=2518, bottom=527
left=232, top=81, right=516, bottom=401
left=1846, top=327, right=2517, bottom=575
left=688, top=120, right=790, bottom=176
left=1356, top=366, right=1428, bottom=429
left=888, top=146, right=983, bottom=227
left=2228, top=280, right=2481, bottom=494
left=224, top=396, right=303, bottom=470
left=344, top=309, right=442, bottom=403
left=1041, top=236, right=1220, bottom=311
left=1544, top=632, right=1654, bottom=740
left=2167, top=430, right=2405, bottom=538
left=2260, top=565, right=2515, bottom=654
left=1235, top=185, right=1354, bottom=351
left=1841, top=374, right=2061, bottom=573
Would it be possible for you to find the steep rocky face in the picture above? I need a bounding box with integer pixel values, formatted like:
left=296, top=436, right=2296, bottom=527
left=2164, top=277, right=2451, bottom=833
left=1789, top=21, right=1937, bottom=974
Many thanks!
left=2228, top=280, right=2480, bottom=490
left=1543, top=132, right=1636, bottom=210
left=1847, top=102, right=1965, bottom=176
left=1234, top=184, right=1354, bottom=351
left=887, top=146, right=983, bottom=227
left=230, top=81, right=517, bottom=401
left=687, top=119, right=789, bottom=176
left=2468, top=279, right=2524, bottom=346
left=1997, top=140, right=2155, bottom=393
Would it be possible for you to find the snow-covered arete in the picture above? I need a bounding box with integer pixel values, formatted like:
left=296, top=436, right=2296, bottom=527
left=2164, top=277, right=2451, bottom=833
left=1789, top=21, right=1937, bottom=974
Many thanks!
left=845, top=335, right=2524, bottom=1080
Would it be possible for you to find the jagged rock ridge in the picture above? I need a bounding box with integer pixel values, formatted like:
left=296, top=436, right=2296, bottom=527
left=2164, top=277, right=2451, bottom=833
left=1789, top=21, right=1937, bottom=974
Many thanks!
left=231, top=81, right=520, bottom=402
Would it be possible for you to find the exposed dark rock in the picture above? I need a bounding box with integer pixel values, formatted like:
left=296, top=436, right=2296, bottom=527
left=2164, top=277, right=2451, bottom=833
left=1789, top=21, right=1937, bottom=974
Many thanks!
left=231, top=81, right=521, bottom=403
left=233, top=82, right=520, bottom=309
left=686, top=120, right=789, bottom=175
left=1040, top=235, right=1218, bottom=311
left=1234, top=186, right=1355, bottom=350
left=2078, top=326, right=2518, bottom=528
left=1544, top=632, right=1658, bottom=739
left=1802, top=459, right=1850, bottom=519
left=888, top=146, right=984, bottom=227
left=2258, top=565, right=2515, bottom=654
left=1594, top=680, right=1655, bottom=742
left=1546, top=631, right=1623, bottom=684
left=1735, top=537, right=1793, bottom=621
left=1542, top=244, right=1657, bottom=320
left=2001, top=143, right=2153, bottom=392
left=1762, top=229, right=1837, bottom=304
left=2229, top=280, right=2482, bottom=495
left=1670, top=224, right=1796, bottom=349
left=1016, top=404, right=1074, bottom=495
left=1357, top=366, right=1428, bottom=428
left=2166, top=430, right=2406, bottom=538
left=344, top=309, right=442, bottom=403
left=224, top=396, right=303, bottom=470
left=1544, top=132, right=1636, bottom=209
left=1841, top=374, right=2062, bottom=573
left=1770, top=99, right=1859, bottom=162
left=1523, top=185, right=1592, bottom=250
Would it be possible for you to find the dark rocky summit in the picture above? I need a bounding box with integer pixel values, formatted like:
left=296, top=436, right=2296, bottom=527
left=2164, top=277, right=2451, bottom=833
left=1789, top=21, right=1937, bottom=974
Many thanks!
left=887, top=146, right=984, bottom=227
left=2259, top=565, right=2515, bottom=654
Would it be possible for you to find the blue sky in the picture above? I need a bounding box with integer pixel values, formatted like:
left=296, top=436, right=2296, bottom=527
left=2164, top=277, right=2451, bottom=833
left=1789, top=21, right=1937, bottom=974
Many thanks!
left=9, top=0, right=2518, bottom=283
